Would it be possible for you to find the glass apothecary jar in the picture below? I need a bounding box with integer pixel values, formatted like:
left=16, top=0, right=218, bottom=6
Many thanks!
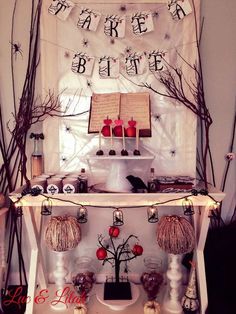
left=140, top=256, right=164, bottom=301
left=71, top=256, right=96, bottom=303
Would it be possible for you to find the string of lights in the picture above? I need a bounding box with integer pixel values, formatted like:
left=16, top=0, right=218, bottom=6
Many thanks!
left=13, top=187, right=221, bottom=225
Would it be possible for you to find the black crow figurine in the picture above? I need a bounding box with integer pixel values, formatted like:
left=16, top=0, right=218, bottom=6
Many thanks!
left=126, top=175, right=148, bottom=193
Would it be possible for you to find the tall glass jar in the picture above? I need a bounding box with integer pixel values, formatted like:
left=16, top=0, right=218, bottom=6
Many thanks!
left=140, top=256, right=163, bottom=301
left=71, top=256, right=96, bottom=303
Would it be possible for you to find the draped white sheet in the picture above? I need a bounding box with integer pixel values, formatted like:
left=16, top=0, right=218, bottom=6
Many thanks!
left=41, top=0, right=200, bottom=183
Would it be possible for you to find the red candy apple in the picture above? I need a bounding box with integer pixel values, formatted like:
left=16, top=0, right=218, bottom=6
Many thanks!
left=101, top=117, right=112, bottom=137
left=132, top=244, right=143, bottom=256
left=96, top=247, right=107, bottom=260
left=126, top=117, right=136, bottom=137
left=113, top=117, right=124, bottom=137
left=109, top=226, right=120, bottom=238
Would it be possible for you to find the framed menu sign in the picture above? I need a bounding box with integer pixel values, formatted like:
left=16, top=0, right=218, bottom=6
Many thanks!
left=88, top=92, right=151, bottom=137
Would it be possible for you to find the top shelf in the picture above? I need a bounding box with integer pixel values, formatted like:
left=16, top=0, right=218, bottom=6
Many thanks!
left=9, top=184, right=225, bottom=207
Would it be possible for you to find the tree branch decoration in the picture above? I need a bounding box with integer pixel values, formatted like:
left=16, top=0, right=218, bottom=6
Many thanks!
left=96, top=226, right=143, bottom=283
left=0, top=0, right=88, bottom=195
left=124, top=0, right=213, bottom=188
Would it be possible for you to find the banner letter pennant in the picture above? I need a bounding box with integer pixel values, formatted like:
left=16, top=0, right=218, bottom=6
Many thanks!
left=148, top=50, right=165, bottom=72
left=77, top=7, right=101, bottom=32
left=167, top=0, right=192, bottom=20
left=104, top=15, right=126, bottom=38
left=99, top=56, right=120, bottom=78
left=71, top=52, right=95, bottom=76
left=48, top=0, right=75, bottom=21
left=131, top=11, right=154, bottom=36
left=125, top=52, right=146, bottom=76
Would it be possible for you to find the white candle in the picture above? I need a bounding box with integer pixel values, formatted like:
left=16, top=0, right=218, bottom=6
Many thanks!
left=110, top=125, right=113, bottom=148
left=122, top=125, right=126, bottom=150
left=136, top=127, right=139, bottom=150
left=99, top=126, right=102, bottom=150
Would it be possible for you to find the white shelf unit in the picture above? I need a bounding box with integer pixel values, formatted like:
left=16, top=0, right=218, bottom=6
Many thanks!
left=9, top=186, right=225, bottom=314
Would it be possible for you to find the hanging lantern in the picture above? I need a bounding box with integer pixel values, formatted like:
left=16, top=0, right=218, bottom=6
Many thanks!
left=156, top=215, right=195, bottom=255
left=208, top=201, right=221, bottom=218
left=147, top=206, right=159, bottom=223
left=77, top=206, right=88, bottom=223
left=44, top=216, right=81, bottom=252
left=41, top=198, right=52, bottom=215
left=15, top=200, right=23, bottom=217
left=113, top=208, right=124, bottom=226
left=182, top=198, right=194, bottom=216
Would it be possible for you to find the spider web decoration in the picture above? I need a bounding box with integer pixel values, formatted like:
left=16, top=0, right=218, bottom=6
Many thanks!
left=131, top=11, right=154, bottom=36
left=41, top=0, right=200, bottom=180
left=77, top=7, right=101, bottom=32
left=167, top=0, right=192, bottom=20
left=104, top=15, right=126, bottom=38
left=48, top=0, right=75, bottom=21
left=99, top=56, right=120, bottom=79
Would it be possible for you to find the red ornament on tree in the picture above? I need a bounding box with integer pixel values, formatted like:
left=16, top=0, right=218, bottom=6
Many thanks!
left=96, top=227, right=143, bottom=283
left=109, top=226, right=120, bottom=238
left=132, top=244, right=143, bottom=256
left=96, top=247, right=107, bottom=260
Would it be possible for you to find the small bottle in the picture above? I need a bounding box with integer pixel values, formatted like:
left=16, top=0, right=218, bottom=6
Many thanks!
left=78, top=168, right=88, bottom=193
left=147, top=168, right=157, bottom=193
left=31, top=133, right=44, bottom=178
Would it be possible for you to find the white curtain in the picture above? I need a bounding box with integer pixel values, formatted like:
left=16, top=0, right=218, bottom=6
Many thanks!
left=41, top=0, right=200, bottom=183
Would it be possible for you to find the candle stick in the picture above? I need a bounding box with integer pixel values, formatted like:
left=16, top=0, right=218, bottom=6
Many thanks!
left=96, top=125, right=104, bottom=155
left=136, top=127, right=139, bottom=150
left=133, top=126, right=141, bottom=155
left=99, top=127, right=102, bottom=150
left=121, top=125, right=128, bottom=156
left=122, top=125, right=125, bottom=150
left=109, top=124, right=116, bottom=155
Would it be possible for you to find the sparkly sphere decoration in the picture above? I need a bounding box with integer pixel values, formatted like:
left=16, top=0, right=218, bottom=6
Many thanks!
left=44, top=216, right=81, bottom=252
left=156, top=215, right=195, bottom=255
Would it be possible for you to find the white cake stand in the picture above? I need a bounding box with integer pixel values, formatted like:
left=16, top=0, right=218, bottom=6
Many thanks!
left=90, top=151, right=154, bottom=193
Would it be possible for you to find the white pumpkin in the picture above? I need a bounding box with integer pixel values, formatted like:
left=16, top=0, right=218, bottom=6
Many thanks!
left=144, top=300, right=161, bottom=314
left=74, top=304, right=87, bottom=314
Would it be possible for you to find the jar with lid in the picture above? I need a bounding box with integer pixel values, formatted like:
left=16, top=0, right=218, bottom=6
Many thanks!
left=140, top=256, right=163, bottom=300
left=71, top=256, right=96, bottom=303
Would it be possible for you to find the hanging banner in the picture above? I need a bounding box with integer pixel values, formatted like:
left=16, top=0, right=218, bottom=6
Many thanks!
left=71, top=52, right=95, bottom=76
left=77, top=7, right=101, bottom=31
left=125, top=53, right=146, bottom=76
left=48, top=0, right=75, bottom=21
left=147, top=50, right=165, bottom=72
left=131, top=11, right=154, bottom=36
left=104, top=15, right=126, bottom=38
left=98, top=56, right=120, bottom=78
left=167, top=0, right=192, bottom=20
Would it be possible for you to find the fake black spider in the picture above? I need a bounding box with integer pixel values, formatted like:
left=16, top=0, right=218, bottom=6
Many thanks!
left=10, top=42, right=23, bottom=59
left=154, top=114, right=161, bottom=121
left=170, top=149, right=176, bottom=157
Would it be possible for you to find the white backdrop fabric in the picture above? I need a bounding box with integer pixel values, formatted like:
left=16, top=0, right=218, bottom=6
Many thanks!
left=41, top=0, right=200, bottom=184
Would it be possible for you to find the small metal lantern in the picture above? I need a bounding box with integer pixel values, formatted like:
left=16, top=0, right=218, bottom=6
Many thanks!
left=147, top=206, right=159, bottom=223
left=113, top=208, right=124, bottom=226
left=182, top=198, right=194, bottom=216
left=41, top=198, right=53, bottom=215
left=15, top=200, right=23, bottom=217
left=77, top=205, right=88, bottom=223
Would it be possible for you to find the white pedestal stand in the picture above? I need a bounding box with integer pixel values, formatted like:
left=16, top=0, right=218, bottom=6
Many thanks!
left=163, top=254, right=183, bottom=314
left=51, top=251, right=68, bottom=311
left=105, top=159, right=132, bottom=192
